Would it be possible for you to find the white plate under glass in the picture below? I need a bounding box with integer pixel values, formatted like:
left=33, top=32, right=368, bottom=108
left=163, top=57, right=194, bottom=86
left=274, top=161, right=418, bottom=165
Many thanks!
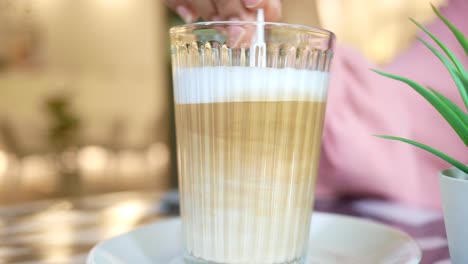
left=87, top=212, right=421, bottom=264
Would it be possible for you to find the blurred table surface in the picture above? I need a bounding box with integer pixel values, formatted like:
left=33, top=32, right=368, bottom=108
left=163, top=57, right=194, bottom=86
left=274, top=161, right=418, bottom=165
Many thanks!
left=0, top=190, right=450, bottom=264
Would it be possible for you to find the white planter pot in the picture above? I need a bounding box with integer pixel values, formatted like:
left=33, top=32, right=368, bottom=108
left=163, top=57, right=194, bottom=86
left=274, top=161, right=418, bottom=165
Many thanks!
left=439, top=167, right=468, bottom=264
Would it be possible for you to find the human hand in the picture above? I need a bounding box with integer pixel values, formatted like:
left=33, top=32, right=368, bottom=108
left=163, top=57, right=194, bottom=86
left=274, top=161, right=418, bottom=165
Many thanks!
left=164, top=0, right=282, bottom=23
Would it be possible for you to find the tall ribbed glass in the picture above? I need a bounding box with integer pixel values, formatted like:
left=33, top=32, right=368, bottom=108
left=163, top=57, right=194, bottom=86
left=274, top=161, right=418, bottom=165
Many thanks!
left=170, top=22, right=335, bottom=264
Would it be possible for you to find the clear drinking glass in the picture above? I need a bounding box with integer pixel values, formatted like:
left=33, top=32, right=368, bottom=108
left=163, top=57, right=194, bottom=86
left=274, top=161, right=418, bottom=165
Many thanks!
left=170, top=22, right=335, bottom=264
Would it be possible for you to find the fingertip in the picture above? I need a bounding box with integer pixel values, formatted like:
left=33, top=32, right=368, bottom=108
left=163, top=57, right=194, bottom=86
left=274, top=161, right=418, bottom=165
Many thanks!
left=242, top=0, right=266, bottom=9
left=264, top=0, right=282, bottom=22
left=240, top=12, right=257, bottom=21
left=265, top=9, right=281, bottom=22
left=227, top=24, right=246, bottom=48
left=176, top=5, right=195, bottom=23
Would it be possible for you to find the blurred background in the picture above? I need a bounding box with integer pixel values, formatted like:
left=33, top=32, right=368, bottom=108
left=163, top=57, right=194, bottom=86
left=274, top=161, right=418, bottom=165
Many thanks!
left=0, top=0, right=446, bottom=205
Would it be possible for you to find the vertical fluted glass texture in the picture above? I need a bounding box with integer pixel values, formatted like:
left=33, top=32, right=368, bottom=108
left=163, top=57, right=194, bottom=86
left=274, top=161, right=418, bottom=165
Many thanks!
left=170, top=22, right=334, bottom=264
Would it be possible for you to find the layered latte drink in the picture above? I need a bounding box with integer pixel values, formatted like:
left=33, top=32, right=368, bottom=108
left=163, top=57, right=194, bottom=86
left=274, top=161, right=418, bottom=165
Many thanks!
left=174, top=66, right=329, bottom=264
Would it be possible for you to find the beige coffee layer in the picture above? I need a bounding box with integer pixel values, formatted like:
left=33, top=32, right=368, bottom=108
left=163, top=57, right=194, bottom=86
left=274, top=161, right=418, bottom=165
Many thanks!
left=176, top=101, right=326, bottom=263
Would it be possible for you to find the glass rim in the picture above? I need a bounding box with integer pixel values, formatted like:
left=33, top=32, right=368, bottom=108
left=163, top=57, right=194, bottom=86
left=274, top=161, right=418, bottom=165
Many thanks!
left=170, top=21, right=335, bottom=40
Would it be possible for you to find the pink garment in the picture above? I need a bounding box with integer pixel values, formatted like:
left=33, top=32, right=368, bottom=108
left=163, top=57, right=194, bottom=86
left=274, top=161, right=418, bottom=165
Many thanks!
left=318, top=0, right=468, bottom=208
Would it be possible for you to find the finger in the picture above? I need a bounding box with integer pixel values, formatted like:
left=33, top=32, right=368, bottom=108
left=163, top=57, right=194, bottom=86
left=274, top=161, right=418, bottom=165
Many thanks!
left=226, top=23, right=246, bottom=48
left=213, top=0, right=255, bottom=21
left=241, top=0, right=282, bottom=22
left=241, top=0, right=267, bottom=9
left=263, top=0, right=282, bottom=22
left=191, top=0, right=218, bottom=21
left=164, top=0, right=198, bottom=23
left=176, top=5, right=198, bottom=23
left=225, top=18, right=254, bottom=50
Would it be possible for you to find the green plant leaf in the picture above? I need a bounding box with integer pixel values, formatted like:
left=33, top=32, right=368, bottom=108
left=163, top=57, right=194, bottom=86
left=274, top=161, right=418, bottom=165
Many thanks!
left=429, top=88, right=468, bottom=126
left=376, top=135, right=468, bottom=174
left=431, top=3, right=468, bottom=56
left=372, top=69, right=468, bottom=146
left=458, top=71, right=468, bottom=102
left=410, top=18, right=467, bottom=74
left=417, top=37, right=468, bottom=110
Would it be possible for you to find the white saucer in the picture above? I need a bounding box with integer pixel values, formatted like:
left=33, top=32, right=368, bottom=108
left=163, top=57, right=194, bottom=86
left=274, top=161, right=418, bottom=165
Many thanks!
left=87, top=212, right=421, bottom=264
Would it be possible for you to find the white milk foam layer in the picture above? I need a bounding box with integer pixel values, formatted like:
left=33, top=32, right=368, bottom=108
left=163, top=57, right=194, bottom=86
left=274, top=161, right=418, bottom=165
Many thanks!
left=174, top=66, right=329, bottom=104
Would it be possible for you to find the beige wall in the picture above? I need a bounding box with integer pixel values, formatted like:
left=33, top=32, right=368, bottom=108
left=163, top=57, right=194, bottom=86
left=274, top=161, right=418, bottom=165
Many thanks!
left=283, top=0, right=446, bottom=64
left=0, top=0, right=169, bottom=152
left=282, top=0, right=320, bottom=27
